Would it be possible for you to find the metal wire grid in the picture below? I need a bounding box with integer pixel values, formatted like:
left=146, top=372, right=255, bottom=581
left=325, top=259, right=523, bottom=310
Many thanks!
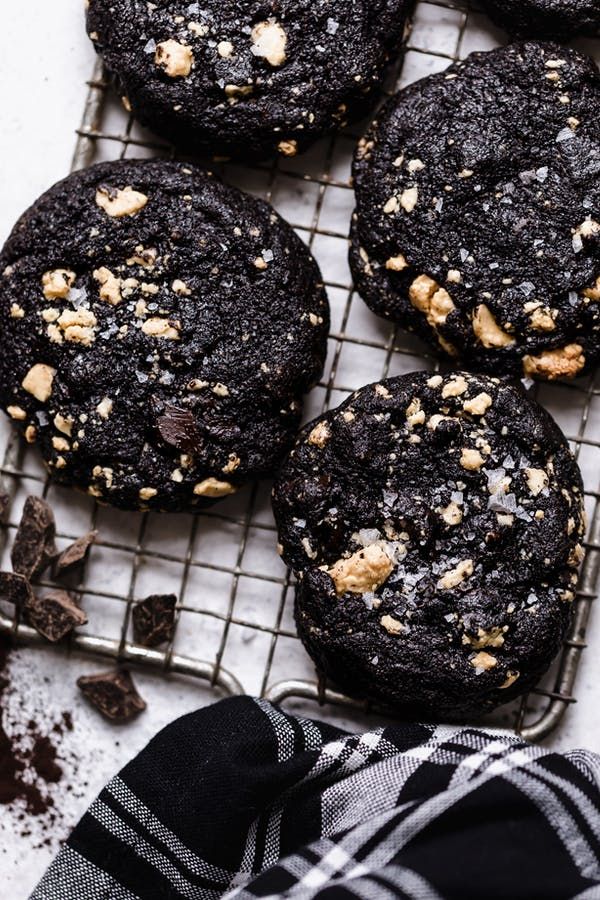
left=1, top=0, right=600, bottom=741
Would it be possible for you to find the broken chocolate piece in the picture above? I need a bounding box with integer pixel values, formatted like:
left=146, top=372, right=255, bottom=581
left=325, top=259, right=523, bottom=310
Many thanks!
left=53, top=531, right=98, bottom=577
left=0, top=570, right=34, bottom=608
left=26, top=591, right=87, bottom=643
left=77, top=669, right=146, bottom=721
left=156, top=403, right=203, bottom=454
left=11, top=496, right=56, bottom=579
left=132, top=593, right=177, bottom=647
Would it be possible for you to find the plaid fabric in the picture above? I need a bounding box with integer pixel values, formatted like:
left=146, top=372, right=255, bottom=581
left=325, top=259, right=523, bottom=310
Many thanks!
left=32, top=696, right=600, bottom=900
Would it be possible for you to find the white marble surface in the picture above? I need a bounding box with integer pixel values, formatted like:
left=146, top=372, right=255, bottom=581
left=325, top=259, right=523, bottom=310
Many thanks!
left=1, top=2, right=600, bottom=896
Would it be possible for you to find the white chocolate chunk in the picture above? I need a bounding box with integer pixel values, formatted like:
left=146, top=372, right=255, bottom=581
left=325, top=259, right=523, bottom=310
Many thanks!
left=172, top=279, right=192, bottom=296
left=385, top=254, right=409, bottom=272
left=529, top=307, right=556, bottom=332
left=42, top=269, right=75, bottom=300
left=399, top=187, right=419, bottom=213
left=522, top=344, right=585, bottom=380
left=472, top=304, right=515, bottom=348
left=57, top=308, right=97, bottom=346
left=308, top=421, right=331, bottom=448
left=437, top=559, right=473, bottom=590
left=525, top=467, right=548, bottom=496
left=193, top=478, right=236, bottom=498
left=463, top=392, right=492, bottom=416
left=325, top=545, right=393, bottom=596
left=95, top=186, right=148, bottom=218
left=141, top=318, right=180, bottom=339
left=222, top=454, right=240, bottom=474
left=22, top=364, right=55, bottom=402
left=380, top=614, right=405, bottom=636
left=440, top=501, right=462, bottom=526
left=155, top=39, right=194, bottom=77
left=500, top=670, right=519, bottom=689
left=470, top=651, right=497, bottom=671
left=53, top=413, right=73, bottom=436
left=96, top=397, right=113, bottom=419
left=277, top=139, right=297, bottom=157
left=460, top=448, right=485, bottom=470
left=251, top=21, right=287, bottom=67
left=441, top=375, right=468, bottom=398
left=409, top=275, right=456, bottom=329
left=52, top=436, right=70, bottom=452
left=93, top=267, right=122, bottom=305
left=217, top=40, right=234, bottom=59
left=463, top=627, right=505, bottom=649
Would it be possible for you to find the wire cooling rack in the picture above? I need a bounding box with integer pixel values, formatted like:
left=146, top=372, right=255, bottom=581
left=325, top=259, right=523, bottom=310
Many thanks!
left=1, top=0, right=600, bottom=741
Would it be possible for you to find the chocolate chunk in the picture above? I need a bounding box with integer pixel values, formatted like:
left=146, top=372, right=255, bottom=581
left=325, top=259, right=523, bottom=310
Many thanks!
left=157, top=404, right=203, bottom=454
left=77, top=669, right=146, bottom=721
left=53, top=531, right=98, bottom=577
left=0, top=571, right=34, bottom=608
left=26, top=591, right=87, bottom=643
left=11, top=496, right=56, bottom=579
left=132, top=593, right=177, bottom=647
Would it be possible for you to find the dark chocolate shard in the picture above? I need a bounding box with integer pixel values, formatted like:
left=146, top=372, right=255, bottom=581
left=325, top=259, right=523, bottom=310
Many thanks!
left=0, top=570, right=34, bottom=608
left=11, top=496, right=57, bottom=579
left=157, top=403, right=203, bottom=453
left=132, top=593, right=177, bottom=647
left=53, top=531, right=98, bottom=577
left=77, top=669, right=146, bottom=721
left=26, top=591, right=87, bottom=643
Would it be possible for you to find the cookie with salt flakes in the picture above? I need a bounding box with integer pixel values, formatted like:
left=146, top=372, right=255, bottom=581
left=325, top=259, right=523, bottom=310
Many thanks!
left=0, top=159, right=328, bottom=512
left=350, top=42, right=600, bottom=381
left=272, top=371, right=585, bottom=719
left=86, top=0, right=412, bottom=160
left=481, top=0, right=600, bottom=40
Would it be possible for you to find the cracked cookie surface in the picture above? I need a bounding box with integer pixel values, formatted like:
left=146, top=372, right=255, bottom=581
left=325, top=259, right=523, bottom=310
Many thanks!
left=87, top=0, right=412, bottom=159
left=481, top=0, right=600, bottom=40
left=350, top=42, right=600, bottom=381
left=272, top=371, right=585, bottom=719
left=0, top=159, right=329, bottom=512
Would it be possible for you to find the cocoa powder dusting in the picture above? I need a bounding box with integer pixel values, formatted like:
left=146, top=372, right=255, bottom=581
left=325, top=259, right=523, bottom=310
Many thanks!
left=0, top=634, right=68, bottom=816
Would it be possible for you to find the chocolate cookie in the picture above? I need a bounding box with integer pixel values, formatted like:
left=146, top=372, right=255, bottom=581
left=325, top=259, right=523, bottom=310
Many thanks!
left=481, top=0, right=600, bottom=40
left=0, top=159, right=328, bottom=512
left=350, top=42, right=600, bottom=381
left=86, top=0, right=412, bottom=160
left=272, top=371, right=585, bottom=719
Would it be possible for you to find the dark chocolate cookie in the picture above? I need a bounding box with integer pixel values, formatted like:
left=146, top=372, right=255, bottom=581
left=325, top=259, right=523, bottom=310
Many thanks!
left=272, top=371, right=585, bottom=719
left=86, top=0, right=412, bottom=160
left=481, top=0, right=600, bottom=40
left=0, top=159, right=329, bottom=512
left=350, top=42, right=600, bottom=381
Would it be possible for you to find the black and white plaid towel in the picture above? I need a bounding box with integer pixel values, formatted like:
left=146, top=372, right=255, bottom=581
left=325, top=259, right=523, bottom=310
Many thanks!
left=32, top=696, right=600, bottom=899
